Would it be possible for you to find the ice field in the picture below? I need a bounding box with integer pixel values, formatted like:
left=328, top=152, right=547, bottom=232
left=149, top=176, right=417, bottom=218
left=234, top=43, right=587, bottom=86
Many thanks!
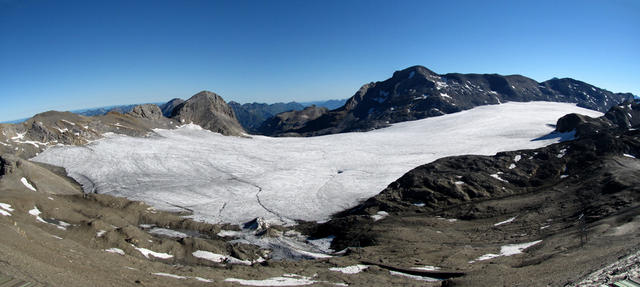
left=33, top=102, right=602, bottom=225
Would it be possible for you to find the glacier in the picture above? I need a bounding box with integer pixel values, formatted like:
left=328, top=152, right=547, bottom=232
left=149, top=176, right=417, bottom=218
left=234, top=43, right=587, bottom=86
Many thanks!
left=33, top=102, right=602, bottom=225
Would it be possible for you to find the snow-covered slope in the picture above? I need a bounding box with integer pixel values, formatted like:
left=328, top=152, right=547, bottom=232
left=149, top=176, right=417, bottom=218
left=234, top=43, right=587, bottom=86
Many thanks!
left=33, top=102, right=602, bottom=225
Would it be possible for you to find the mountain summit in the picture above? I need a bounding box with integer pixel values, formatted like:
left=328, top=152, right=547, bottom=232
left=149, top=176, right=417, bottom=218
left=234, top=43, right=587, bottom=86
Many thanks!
left=170, top=91, right=246, bottom=136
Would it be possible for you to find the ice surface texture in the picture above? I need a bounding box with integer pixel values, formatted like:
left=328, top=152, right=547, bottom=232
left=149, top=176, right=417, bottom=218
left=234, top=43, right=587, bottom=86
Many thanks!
left=34, top=102, right=602, bottom=225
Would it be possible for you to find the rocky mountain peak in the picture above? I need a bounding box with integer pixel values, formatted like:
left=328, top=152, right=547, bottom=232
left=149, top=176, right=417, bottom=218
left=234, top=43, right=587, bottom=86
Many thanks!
left=171, top=91, right=245, bottom=136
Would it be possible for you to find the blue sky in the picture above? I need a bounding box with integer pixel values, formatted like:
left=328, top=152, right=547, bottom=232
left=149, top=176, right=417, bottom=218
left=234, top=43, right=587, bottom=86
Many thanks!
left=0, top=0, right=638, bottom=122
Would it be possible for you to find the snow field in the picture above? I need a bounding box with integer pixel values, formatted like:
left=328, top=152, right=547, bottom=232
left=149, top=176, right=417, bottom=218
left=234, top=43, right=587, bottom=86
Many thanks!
left=33, top=102, right=602, bottom=225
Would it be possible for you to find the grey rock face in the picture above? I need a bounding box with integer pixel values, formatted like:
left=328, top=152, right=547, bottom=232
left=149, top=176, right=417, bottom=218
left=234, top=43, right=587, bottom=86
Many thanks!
left=159, top=98, right=185, bottom=117
left=128, top=104, right=163, bottom=120
left=265, top=65, right=635, bottom=136
left=170, top=91, right=246, bottom=136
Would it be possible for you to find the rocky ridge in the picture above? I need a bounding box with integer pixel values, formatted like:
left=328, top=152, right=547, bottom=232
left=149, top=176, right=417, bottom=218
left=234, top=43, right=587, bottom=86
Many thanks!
left=261, top=65, right=635, bottom=136
left=0, top=91, right=246, bottom=158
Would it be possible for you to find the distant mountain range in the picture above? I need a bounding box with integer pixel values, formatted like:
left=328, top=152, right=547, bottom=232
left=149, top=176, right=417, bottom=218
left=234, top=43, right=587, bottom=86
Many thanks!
left=259, top=65, right=636, bottom=136
left=1, top=98, right=347, bottom=132
left=1, top=65, right=635, bottom=155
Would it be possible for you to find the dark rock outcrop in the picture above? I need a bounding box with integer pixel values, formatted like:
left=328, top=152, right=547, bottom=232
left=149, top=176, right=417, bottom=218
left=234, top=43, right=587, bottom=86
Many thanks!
left=266, top=65, right=635, bottom=136
left=557, top=100, right=639, bottom=137
left=159, top=98, right=185, bottom=117
left=170, top=91, right=246, bottom=136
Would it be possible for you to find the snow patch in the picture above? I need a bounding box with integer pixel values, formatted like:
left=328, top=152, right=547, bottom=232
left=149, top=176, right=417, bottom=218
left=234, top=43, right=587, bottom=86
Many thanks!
left=0, top=203, right=14, bottom=212
left=557, top=148, right=567, bottom=158
left=224, top=274, right=317, bottom=286
left=194, top=277, right=214, bottom=282
left=435, top=81, right=448, bottom=90
left=28, top=206, right=47, bottom=224
left=389, top=270, right=439, bottom=282
left=514, top=155, right=521, bottom=162
left=0, top=203, right=12, bottom=216
left=217, top=230, right=244, bottom=237
left=133, top=245, right=173, bottom=259
left=494, top=216, right=516, bottom=226
left=21, top=177, right=37, bottom=191
left=411, top=265, right=441, bottom=271
left=508, top=163, right=516, bottom=169
left=10, top=132, right=25, bottom=140
left=149, top=228, right=188, bottom=238
left=192, top=250, right=255, bottom=265
left=292, top=249, right=332, bottom=259
left=371, top=211, right=389, bottom=221
left=96, top=230, right=107, bottom=237
left=490, top=173, right=508, bottom=183
left=329, top=264, right=369, bottom=274
left=105, top=248, right=125, bottom=255
left=152, top=273, right=186, bottom=279
left=470, top=240, right=542, bottom=263
left=623, top=154, right=636, bottom=159
left=192, top=250, right=226, bottom=263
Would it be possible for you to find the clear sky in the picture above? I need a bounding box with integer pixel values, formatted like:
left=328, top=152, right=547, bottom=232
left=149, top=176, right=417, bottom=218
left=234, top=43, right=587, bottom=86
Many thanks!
left=0, top=0, right=638, bottom=122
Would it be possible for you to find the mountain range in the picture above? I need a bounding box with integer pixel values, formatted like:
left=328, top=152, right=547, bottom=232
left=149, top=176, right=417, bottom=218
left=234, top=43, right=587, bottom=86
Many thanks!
left=258, top=65, right=635, bottom=136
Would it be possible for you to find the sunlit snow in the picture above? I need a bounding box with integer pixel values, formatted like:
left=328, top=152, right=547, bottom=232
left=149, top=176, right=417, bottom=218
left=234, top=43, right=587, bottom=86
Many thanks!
left=0, top=203, right=14, bottom=213
left=371, top=211, right=389, bottom=221
left=132, top=245, right=173, bottom=259
left=389, top=270, right=439, bottom=282
left=329, top=264, right=369, bottom=274
left=494, top=216, right=517, bottom=226
left=104, top=248, right=125, bottom=255
left=21, top=177, right=37, bottom=191
left=224, top=274, right=317, bottom=286
left=33, top=102, right=602, bottom=225
left=470, top=240, right=542, bottom=263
